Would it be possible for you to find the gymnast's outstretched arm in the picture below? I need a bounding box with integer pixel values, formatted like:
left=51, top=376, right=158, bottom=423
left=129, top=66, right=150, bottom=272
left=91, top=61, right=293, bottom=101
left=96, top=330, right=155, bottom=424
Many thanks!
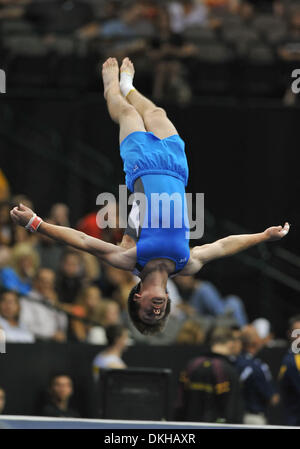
left=190, top=222, right=290, bottom=267
left=10, top=203, right=129, bottom=268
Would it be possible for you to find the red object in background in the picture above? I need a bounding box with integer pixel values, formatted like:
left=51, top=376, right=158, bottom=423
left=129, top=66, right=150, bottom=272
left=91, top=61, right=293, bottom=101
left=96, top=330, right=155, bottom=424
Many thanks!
left=111, top=228, right=123, bottom=245
left=77, top=212, right=103, bottom=239
left=69, top=305, right=86, bottom=318
left=77, top=211, right=123, bottom=245
left=143, top=6, right=158, bottom=20
left=204, top=0, right=228, bottom=6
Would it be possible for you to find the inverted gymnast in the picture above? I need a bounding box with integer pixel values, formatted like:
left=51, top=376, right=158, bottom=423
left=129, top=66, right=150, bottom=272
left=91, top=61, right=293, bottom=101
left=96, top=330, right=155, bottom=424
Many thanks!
left=10, top=57, right=290, bottom=335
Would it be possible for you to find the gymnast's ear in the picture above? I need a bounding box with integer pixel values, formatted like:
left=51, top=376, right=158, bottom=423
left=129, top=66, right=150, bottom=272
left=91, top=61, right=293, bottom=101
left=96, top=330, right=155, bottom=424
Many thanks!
left=133, top=292, right=142, bottom=302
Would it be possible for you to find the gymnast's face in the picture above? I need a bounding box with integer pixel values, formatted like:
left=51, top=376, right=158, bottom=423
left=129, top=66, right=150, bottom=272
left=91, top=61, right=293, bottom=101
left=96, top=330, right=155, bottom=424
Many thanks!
left=134, top=290, right=169, bottom=324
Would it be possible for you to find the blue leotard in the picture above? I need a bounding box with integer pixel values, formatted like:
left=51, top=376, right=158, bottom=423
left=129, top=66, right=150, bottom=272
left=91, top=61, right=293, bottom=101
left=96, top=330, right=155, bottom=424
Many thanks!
left=120, top=131, right=190, bottom=276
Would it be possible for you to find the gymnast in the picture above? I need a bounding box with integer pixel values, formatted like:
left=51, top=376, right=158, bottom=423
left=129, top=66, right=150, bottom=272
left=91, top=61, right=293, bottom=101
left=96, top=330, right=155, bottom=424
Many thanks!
left=10, top=57, right=290, bottom=335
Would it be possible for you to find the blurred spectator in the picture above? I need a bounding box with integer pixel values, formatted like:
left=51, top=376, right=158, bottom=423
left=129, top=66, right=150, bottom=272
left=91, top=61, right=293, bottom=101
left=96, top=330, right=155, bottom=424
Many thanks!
left=0, top=242, right=39, bottom=295
left=238, top=0, right=254, bottom=21
left=34, top=218, right=64, bottom=272
left=166, top=277, right=189, bottom=320
left=0, top=201, right=13, bottom=246
left=148, top=33, right=197, bottom=103
left=98, top=299, right=122, bottom=328
left=80, top=252, right=101, bottom=284
left=0, top=246, right=11, bottom=270
left=173, top=275, right=203, bottom=319
left=0, top=288, right=35, bottom=342
left=252, top=318, right=275, bottom=347
left=174, top=327, right=243, bottom=423
left=19, top=268, right=68, bottom=342
left=100, top=1, right=156, bottom=40
left=12, top=224, right=33, bottom=245
left=204, top=0, right=240, bottom=20
left=56, top=250, right=85, bottom=304
left=235, top=325, right=279, bottom=425
left=273, top=0, right=285, bottom=17
left=0, top=0, right=25, bottom=20
left=176, top=319, right=206, bottom=345
left=0, top=169, right=10, bottom=202
left=102, top=266, right=136, bottom=313
left=230, top=325, right=243, bottom=358
left=167, top=0, right=208, bottom=33
left=93, top=324, right=129, bottom=381
left=0, top=0, right=295, bottom=104
left=190, top=280, right=248, bottom=327
left=66, top=285, right=106, bottom=343
left=103, top=2, right=197, bottom=105
left=41, top=373, right=80, bottom=418
left=49, top=203, right=70, bottom=227
left=0, top=387, right=5, bottom=414
left=278, top=4, right=300, bottom=63
left=278, top=314, right=300, bottom=426
left=175, top=276, right=248, bottom=327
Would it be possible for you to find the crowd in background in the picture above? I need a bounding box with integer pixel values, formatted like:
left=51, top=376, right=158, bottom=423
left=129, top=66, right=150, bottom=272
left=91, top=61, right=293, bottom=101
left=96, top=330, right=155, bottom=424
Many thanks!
left=1, top=166, right=300, bottom=425
left=0, top=0, right=299, bottom=429
left=1, top=0, right=300, bottom=407
left=0, top=166, right=274, bottom=346
left=0, top=0, right=300, bottom=103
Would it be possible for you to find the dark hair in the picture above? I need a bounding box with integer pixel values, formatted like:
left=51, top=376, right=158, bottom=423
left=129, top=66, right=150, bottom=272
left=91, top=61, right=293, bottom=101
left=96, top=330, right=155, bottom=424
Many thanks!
left=0, top=288, right=19, bottom=302
left=209, top=327, right=234, bottom=347
left=106, top=324, right=127, bottom=346
left=288, top=314, right=300, bottom=332
left=127, top=282, right=171, bottom=335
left=49, top=373, right=73, bottom=388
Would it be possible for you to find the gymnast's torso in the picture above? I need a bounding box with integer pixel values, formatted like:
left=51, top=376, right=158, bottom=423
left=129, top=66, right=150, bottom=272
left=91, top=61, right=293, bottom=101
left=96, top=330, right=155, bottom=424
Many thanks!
left=118, top=173, right=200, bottom=278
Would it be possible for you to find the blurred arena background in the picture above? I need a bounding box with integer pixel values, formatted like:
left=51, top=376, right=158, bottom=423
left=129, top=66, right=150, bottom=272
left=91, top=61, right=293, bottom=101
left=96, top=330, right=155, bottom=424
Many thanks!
left=0, top=0, right=300, bottom=428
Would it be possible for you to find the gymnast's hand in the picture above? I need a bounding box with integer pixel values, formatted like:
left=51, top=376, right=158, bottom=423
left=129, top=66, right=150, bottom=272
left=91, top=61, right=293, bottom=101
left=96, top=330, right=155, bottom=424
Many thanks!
left=10, top=203, right=34, bottom=227
left=263, top=222, right=290, bottom=241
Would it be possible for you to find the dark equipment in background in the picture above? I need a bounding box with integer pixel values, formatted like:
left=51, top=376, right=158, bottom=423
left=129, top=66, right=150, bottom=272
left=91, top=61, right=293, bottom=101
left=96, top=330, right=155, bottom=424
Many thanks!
left=99, top=368, right=171, bottom=421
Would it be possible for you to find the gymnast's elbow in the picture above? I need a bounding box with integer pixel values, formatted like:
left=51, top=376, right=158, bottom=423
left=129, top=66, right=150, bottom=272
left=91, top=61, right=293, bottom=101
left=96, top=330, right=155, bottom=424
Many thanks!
left=78, top=232, right=91, bottom=252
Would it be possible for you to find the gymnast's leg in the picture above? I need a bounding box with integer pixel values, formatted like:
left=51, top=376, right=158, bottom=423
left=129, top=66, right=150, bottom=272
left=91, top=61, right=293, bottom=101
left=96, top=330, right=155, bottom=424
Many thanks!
left=102, top=57, right=146, bottom=144
left=120, top=57, right=178, bottom=140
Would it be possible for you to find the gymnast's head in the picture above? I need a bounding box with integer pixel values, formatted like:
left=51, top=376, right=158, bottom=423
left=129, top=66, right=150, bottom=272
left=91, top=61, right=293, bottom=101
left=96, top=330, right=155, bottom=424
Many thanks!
left=128, top=281, right=171, bottom=335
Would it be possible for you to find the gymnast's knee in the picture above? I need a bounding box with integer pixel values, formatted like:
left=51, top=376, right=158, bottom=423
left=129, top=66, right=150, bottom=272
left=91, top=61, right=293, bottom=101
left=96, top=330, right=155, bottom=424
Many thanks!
left=144, top=107, right=167, bottom=121
left=115, top=104, right=140, bottom=124
left=120, top=104, right=138, bottom=118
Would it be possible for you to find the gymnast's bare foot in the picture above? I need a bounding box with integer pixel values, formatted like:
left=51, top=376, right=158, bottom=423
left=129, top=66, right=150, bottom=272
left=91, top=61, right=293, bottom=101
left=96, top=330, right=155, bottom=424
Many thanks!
left=102, top=57, right=120, bottom=100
